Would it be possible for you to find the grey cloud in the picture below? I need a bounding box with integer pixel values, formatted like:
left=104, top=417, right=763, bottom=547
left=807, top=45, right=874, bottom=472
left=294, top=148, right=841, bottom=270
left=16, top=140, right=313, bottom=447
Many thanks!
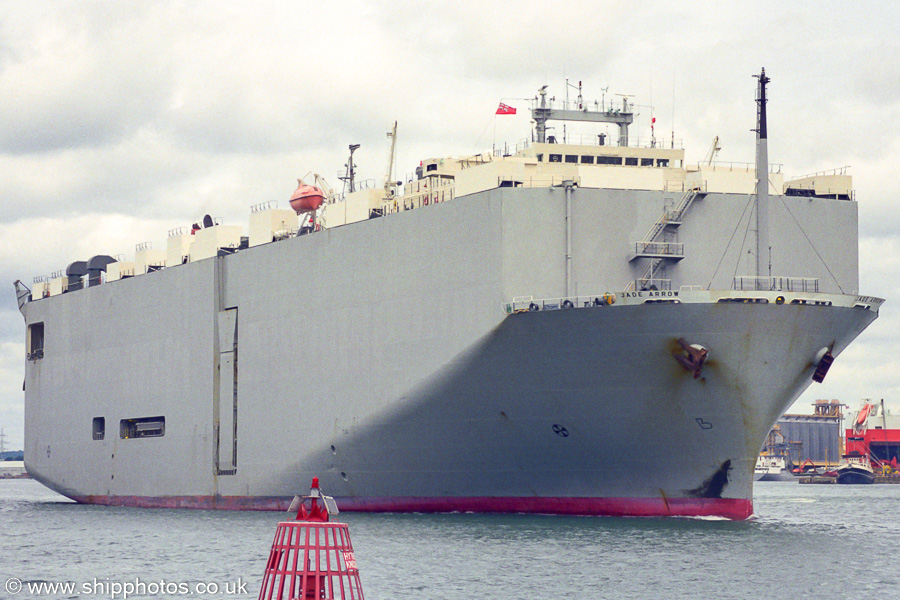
left=2, top=0, right=900, bottom=444
left=0, top=3, right=176, bottom=154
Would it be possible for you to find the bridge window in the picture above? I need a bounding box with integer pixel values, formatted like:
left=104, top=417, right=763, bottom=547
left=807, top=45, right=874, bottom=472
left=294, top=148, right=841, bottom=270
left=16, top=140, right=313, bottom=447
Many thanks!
left=565, top=155, right=578, bottom=163
left=597, top=156, right=621, bottom=165
left=641, top=158, right=654, bottom=166
left=549, top=154, right=562, bottom=163
left=657, top=159, right=670, bottom=167
left=580, top=156, right=594, bottom=164
left=625, top=157, right=638, bottom=166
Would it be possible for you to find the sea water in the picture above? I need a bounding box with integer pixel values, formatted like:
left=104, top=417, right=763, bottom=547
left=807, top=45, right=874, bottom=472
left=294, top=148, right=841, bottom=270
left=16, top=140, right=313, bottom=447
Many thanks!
left=1, top=479, right=897, bottom=599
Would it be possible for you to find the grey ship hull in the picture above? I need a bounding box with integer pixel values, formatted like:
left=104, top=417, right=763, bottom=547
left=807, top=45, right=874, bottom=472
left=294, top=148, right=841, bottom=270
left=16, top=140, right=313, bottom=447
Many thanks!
left=20, top=186, right=878, bottom=519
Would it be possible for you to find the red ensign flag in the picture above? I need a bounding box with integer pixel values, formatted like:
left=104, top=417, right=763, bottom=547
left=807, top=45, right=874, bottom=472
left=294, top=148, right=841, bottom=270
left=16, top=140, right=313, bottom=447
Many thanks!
left=496, top=102, right=516, bottom=115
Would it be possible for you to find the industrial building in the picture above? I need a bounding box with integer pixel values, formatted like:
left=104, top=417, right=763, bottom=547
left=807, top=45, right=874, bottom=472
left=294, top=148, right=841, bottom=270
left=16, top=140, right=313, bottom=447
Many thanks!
left=763, top=400, right=844, bottom=467
left=0, top=461, right=28, bottom=478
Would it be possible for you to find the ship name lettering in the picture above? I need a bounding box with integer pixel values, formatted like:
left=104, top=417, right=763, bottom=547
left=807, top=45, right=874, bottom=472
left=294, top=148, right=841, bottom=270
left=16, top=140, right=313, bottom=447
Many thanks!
left=622, top=291, right=679, bottom=299
left=854, top=295, right=877, bottom=304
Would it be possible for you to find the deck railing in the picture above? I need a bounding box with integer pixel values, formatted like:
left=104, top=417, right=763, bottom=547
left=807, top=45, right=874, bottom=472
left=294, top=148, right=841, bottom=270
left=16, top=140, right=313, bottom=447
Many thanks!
left=732, top=276, right=819, bottom=293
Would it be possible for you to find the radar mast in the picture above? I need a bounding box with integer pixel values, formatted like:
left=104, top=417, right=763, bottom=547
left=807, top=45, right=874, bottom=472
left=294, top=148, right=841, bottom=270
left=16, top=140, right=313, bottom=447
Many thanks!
left=338, top=144, right=360, bottom=196
left=531, top=82, right=635, bottom=146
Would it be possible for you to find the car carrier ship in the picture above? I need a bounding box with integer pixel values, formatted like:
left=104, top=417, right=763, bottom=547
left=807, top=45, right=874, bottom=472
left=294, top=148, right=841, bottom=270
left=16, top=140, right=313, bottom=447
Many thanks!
left=14, top=70, right=882, bottom=519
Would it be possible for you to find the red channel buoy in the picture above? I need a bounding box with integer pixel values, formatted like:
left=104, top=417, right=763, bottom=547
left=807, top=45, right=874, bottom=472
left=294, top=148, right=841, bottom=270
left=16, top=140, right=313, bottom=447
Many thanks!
left=258, top=478, right=364, bottom=600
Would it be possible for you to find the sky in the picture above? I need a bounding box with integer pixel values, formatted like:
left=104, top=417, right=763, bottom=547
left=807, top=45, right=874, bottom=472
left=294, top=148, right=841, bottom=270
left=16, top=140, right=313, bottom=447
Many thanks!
left=1, top=1, right=899, bottom=450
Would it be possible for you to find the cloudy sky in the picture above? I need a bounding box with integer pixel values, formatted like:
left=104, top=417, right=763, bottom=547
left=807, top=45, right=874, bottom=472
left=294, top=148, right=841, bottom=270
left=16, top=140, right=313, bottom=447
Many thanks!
left=1, top=1, right=899, bottom=450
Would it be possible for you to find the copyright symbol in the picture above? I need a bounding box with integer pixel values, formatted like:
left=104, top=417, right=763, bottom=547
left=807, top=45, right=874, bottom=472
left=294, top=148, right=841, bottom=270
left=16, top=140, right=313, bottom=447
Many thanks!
left=5, top=577, right=23, bottom=594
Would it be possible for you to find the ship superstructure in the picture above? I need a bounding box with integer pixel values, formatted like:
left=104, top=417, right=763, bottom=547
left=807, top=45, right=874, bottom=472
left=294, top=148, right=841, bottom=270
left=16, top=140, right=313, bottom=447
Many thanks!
left=845, top=401, right=900, bottom=470
left=14, top=71, right=881, bottom=519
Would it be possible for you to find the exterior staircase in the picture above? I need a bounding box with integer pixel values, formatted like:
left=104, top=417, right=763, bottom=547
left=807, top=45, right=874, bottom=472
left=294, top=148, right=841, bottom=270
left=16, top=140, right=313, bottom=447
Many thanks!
left=626, top=185, right=706, bottom=291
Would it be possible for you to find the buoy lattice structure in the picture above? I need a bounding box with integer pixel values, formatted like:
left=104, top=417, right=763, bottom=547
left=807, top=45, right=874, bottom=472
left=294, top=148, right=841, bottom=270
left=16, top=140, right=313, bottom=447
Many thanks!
left=259, top=478, right=364, bottom=600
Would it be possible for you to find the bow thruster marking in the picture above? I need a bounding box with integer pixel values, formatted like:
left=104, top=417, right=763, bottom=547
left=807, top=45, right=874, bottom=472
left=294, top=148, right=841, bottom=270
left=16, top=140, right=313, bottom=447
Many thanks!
left=552, top=424, right=570, bottom=437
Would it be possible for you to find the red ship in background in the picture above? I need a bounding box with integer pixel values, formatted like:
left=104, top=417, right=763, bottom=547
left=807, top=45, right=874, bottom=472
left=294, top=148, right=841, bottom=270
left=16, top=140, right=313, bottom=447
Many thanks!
left=842, top=400, right=900, bottom=482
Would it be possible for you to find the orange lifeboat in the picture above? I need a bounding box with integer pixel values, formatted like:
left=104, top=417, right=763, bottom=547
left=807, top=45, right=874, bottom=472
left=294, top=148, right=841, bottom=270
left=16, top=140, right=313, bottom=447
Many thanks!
left=289, top=181, right=325, bottom=214
left=856, top=403, right=873, bottom=426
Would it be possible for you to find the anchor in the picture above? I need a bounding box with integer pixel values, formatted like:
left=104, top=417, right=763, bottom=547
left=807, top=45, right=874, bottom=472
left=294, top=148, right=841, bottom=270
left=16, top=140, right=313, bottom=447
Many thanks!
left=674, top=338, right=709, bottom=379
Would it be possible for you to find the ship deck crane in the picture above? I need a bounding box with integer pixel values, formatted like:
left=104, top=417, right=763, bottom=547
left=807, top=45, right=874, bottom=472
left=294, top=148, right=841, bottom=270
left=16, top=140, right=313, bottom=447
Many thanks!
left=704, top=136, right=722, bottom=165
left=384, top=121, right=398, bottom=201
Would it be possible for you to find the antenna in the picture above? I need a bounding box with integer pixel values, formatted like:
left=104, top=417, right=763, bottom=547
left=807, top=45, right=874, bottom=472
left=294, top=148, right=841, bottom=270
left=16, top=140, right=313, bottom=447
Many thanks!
left=671, top=72, right=676, bottom=149
left=565, top=79, right=583, bottom=109
left=0, top=428, right=6, bottom=454
left=649, top=76, right=655, bottom=147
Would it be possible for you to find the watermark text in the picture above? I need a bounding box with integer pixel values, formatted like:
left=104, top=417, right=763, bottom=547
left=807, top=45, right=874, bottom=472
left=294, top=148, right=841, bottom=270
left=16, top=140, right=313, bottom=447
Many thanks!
left=5, top=576, right=248, bottom=598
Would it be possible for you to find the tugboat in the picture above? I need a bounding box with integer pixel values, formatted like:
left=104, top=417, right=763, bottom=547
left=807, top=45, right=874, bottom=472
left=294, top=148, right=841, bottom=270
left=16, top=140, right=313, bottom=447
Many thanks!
left=754, top=455, right=794, bottom=481
left=754, top=426, right=794, bottom=481
left=838, top=400, right=878, bottom=484
left=835, top=451, right=875, bottom=485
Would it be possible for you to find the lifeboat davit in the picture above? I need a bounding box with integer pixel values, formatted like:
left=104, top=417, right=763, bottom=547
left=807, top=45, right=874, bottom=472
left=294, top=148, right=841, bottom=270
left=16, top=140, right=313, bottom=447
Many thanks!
left=289, top=181, right=326, bottom=214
